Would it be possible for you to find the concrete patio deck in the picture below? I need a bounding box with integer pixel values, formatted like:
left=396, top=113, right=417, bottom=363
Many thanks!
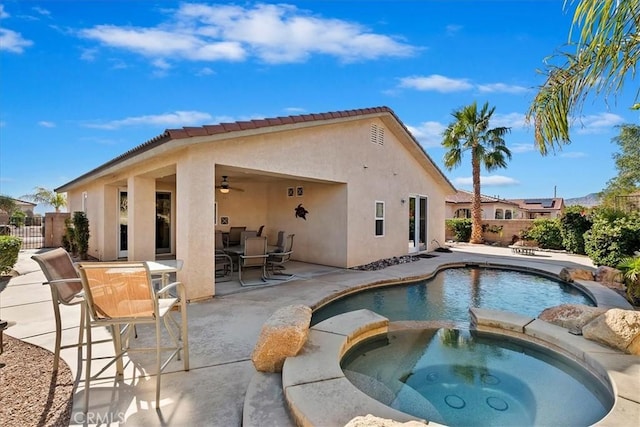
left=1, top=244, right=637, bottom=426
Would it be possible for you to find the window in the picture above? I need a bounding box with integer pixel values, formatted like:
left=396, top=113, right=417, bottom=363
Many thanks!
left=370, top=124, right=385, bottom=145
left=495, top=209, right=503, bottom=219
left=505, top=210, right=512, bottom=219
left=455, top=208, right=471, bottom=218
left=375, top=201, right=385, bottom=236
left=82, top=191, right=88, bottom=213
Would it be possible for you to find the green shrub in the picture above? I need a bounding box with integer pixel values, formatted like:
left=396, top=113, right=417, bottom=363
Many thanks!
left=9, top=210, right=25, bottom=227
left=446, top=219, right=472, bottom=242
left=62, top=217, right=77, bottom=255
left=559, top=206, right=592, bottom=254
left=584, top=209, right=640, bottom=267
left=522, top=218, right=564, bottom=250
left=72, top=211, right=90, bottom=260
left=617, top=256, right=640, bottom=306
left=0, top=235, right=22, bottom=276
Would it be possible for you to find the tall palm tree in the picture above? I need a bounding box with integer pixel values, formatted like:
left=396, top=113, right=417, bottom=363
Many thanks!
left=442, top=101, right=511, bottom=244
left=527, top=0, right=640, bottom=154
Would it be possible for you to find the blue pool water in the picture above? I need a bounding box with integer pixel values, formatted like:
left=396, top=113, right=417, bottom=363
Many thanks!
left=312, top=267, right=594, bottom=325
left=342, top=328, right=613, bottom=426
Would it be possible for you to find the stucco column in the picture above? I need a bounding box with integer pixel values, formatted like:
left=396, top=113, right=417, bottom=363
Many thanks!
left=176, top=153, right=215, bottom=300
left=127, top=175, right=156, bottom=261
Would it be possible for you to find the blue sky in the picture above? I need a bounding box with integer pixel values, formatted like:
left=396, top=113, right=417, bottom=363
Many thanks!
left=1, top=1, right=638, bottom=212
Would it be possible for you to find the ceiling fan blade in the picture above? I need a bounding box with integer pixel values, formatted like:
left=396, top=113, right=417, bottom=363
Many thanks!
left=229, top=187, right=245, bottom=192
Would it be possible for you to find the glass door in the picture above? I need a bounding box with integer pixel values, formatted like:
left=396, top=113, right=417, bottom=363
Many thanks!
left=156, top=192, right=171, bottom=254
left=408, top=195, right=428, bottom=253
left=118, top=190, right=128, bottom=258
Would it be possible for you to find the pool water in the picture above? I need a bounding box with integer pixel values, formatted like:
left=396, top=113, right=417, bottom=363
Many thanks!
left=312, top=267, right=593, bottom=325
left=342, top=328, right=613, bottom=426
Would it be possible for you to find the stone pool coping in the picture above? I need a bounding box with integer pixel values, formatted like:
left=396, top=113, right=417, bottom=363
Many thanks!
left=280, top=308, right=639, bottom=426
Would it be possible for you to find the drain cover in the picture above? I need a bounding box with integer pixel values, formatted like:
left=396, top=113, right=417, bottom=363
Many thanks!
left=486, top=396, right=509, bottom=411
left=445, top=395, right=466, bottom=409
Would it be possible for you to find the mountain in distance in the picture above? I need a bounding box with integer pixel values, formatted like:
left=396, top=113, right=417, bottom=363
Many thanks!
left=565, top=193, right=601, bottom=207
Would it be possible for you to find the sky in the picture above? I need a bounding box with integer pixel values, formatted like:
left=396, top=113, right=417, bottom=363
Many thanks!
left=1, top=0, right=638, bottom=213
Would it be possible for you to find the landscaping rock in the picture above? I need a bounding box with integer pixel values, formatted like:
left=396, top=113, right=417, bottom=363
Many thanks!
left=344, top=414, right=427, bottom=427
left=594, top=266, right=623, bottom=284
left=559, top=267, right=594, bottom=282
left=538, top=304, right=607, bottom=331
left=582, top=309, right=640, bottom=355
left=251, top=304, right=312, bottom=373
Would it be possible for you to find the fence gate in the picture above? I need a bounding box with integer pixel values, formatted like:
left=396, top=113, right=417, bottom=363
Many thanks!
left=1, top=217, right=44, bottom=249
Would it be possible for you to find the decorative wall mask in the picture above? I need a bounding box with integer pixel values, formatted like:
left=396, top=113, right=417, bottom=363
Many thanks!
left=295, top=204, right=309, bottom=220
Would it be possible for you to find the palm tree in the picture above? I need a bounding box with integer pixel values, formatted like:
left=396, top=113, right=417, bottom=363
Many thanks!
left=0, top=195, right=17, bottom=215
left=21, top=187, right=67, bottom=213
left=442, top=101, right=511, bottom=244
left=527, top=0, right=640, bottom=154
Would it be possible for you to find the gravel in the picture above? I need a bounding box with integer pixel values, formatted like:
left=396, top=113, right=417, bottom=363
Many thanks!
left=0, top=335, right=74, bottom=427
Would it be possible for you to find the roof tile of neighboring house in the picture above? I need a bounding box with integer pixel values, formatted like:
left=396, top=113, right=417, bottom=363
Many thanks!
left=446, top=190, right=520, bottom=206
left=56, top=106, right=454, bottom=193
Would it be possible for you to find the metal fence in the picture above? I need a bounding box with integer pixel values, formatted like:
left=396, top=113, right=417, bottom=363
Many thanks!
left=0, top=217, right=44, bottom=249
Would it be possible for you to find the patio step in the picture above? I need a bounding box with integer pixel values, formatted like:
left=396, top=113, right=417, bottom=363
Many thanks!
left=243, top=371, right=295, bottom=427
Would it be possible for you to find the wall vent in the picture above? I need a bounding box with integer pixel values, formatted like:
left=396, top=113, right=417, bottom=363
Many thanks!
left=370, top=124, right=385, bottom=145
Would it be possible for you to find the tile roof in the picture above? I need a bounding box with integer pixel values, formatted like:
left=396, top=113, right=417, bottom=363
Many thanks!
left=56, top=106, right=451, bottom=192
left=446, top=190, right=519, bottom=205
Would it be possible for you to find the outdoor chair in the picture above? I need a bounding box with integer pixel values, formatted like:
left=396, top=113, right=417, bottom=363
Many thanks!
left=226, top=226, right=246, bottom=247
left=256, top=225, right=265, bottom=237
left=238, top=236, right=269, bottom=287
left=267, top=234, right=295, bottom=279
left=239, top=230, right=258, bottom=247
left=31, top=248, right=112, bottom=376
left=77, top=261, right=189, bottom=411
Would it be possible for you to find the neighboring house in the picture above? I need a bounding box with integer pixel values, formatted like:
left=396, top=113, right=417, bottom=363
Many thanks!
left=0, top=198, right=37, bottom=225
left=56, top=106, right=456, bottom=300
left=446, top=190, right=521, bottom=220
left=509, top=198, right=565, bottom=219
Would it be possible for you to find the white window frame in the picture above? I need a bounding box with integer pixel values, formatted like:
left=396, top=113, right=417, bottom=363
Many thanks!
left=82, top=191, right=88, bottom=213
left=375, top=201, right=385, bottom=237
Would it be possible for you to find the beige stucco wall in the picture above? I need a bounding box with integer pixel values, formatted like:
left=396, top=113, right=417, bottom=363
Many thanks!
left=63, top=114, right=454, bottom=300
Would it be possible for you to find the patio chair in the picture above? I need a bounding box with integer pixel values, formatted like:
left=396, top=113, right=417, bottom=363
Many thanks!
left=77, top=261, right=189, bottom=411
left=238, top=236, right=269, bottom=287
left=226, top=226, right=246, bottom=247
left=239, top=230, right=258, bottom=247
left=256, top=225, right=265, bottom=237
left=31, top=248, right=106, bottom=375
left=267, top=234, right=295, bottom=279
left=215, top=230, right=234, bottom=279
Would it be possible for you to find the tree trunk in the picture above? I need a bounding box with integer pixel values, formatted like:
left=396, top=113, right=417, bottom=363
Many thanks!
left=470, top=151, right=484, bottom=244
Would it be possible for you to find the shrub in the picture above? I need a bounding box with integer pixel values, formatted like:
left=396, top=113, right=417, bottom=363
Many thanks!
left=72, top=212, right=90, bottom=260
left=584, top=209, right=640, bottom=267
left=559, top=206, right=592, bottom=254
left=522, top=218, right=564, bottom=250
left=9, top=210, right=25, bottom=227
left=0, top=236, right=22, bottom=276
left=618, top=256, right=640, bottom=306
left=62, top=217, right=77, bottom=255
left=446, top=219, right=472, bottom=242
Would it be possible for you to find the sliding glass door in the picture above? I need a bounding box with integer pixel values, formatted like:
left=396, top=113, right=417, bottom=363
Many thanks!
left=408, top=195, right=428, bottom=253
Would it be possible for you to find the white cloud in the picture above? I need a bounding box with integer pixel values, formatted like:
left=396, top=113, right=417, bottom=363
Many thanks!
left=38, top=121, right=56, bottom=128
left=398, top=74, right=528, bottom=95
left=32, top=7, right=51, bottom=16
left=573, top=112, right=624, bottom=134
left=510, top=143, right=536, bottom=153
left=0, top=5, right=9, bottom=19
left=454, top=175, right=519, bottom=186
left=399, top=74, right=473, bottom=93
left=80, top=48, right=98, bottom=61
left=84, top=111, right=214, bottom=130
left=407, top=121, right=446, bottom=147
left=196, top=67, right=215, bottom=76
left=78, top=3, right=417, bottom=67
left=284, top=107, right=306, bottom=114
left=0, top=28, right=33, bottom=53
left=491, top=112, right=527, bottom=129
left=477, top=82, right=529, bottom=94
left=445, top=24, right=462, bottom=36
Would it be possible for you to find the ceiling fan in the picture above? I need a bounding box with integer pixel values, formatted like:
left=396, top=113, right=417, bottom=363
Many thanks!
left=216, top=176, right=244, bottom=193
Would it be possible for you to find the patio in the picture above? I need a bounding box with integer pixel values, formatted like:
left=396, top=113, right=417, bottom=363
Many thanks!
left=1, top=245, right=637, bottom=426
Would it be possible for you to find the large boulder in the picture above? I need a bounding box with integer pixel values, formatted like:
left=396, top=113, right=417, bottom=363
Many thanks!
left=538, top=304, right=607, bottom=331
left=559, top=268, right=594, bottom=283
left=594, top=266, right=623, bottom=284
left=344, top=415, right=426, bottom=427
left=251, top=304, right=312, bottom=373
left=582, top=309, right=640, bottom=355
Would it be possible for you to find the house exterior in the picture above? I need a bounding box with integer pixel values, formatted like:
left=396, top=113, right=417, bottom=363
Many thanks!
left=446, top=190, right=521, bottom=220
left=0, top=197, right=37, bottom=225
left=56, top=106, right=456, bottom=301
left=446, top=190, right=565, bottom=220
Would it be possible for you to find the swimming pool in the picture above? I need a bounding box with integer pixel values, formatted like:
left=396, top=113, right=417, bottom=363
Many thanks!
left=341, top=327, right=612, bottom=426
left=312, top=266, right=594, bottom=325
